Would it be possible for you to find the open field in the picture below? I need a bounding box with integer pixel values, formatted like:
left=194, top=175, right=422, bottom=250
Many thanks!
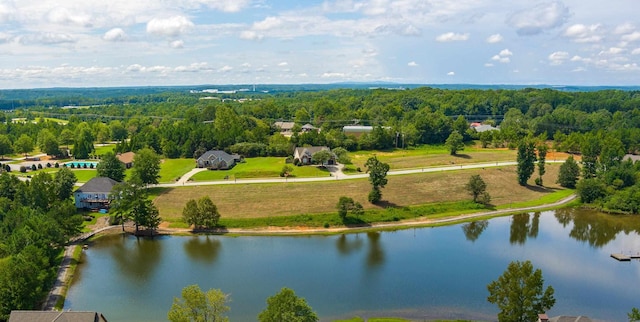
left=155, top=164, right=564, bottom=223
left=190, top=157, right=328, bottom=181
left=159, top=158, right=197, bottom=183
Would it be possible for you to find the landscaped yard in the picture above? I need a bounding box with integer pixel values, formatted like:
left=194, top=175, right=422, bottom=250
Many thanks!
left=159, top=158, right=197, bottom=183
left=190, top=157, right=328, bottom=181
left=155, top=164, right=564, bottom=223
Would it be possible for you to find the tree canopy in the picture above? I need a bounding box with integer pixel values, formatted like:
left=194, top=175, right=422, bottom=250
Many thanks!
left=131, top=148, right=161, bottom=185
left=364, top=156, right=390, bottom=204
left=258, top=287, right=318, bottom=322
left=97, top=151, right=126, bottom=182
left=167, top=284, right=230, bottom=322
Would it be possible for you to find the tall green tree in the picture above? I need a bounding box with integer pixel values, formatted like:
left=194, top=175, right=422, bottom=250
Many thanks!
left=167, top=284, right=230, bottom=322
left=365, top=156, right=390, bottom=204
left=311, top=150, right=332, bottom=166
left=0, top=135, right=12, bottom=159
left=73, top=123, right=95, bottom=159
left=580, top=132, right=600, bottom=179
left=445, top=130, right=465, bottom=155
left=110, top=181, right=160, bottom=234
left=629, top=308, right=640, bottom=322
left=97, top=151, right=126, bottom=182
left=536, top=143, right=548, bottom=186
left=516, top=139, right=536, bottom=186
left=336, top=196, right=363, bottom=220
left=556, top=155, right=580, bottom=188
left=53, top=167, right=77, bottom=200
left=13, top=134, right=34, bottom=157
left=487, top=260, right=555, bottom=322
left=182, top=196, right=221, bottom=229
left=131, top=148, right=161, bottom=185
left=258, top=287, right=318, bottom=322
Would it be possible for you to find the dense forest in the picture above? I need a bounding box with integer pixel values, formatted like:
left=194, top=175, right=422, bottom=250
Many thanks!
left=1, top=86, right=640, bottom=317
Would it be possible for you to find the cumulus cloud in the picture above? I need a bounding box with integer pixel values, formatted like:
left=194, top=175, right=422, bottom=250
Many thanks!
left=633, top=48, right=640, bottom=55
left=548, top=51, right=570, bottom=65
left=622, top=31, right=640, bottom=42
left=170, top=40, right=184, bottom=48
left=146, top=16, right=194, bottom=37
left=408, top=61, right=418, bottom=67
left=563, top=24, right=602, bottom=43
left=491, top=49, right=513, bottom=63
left=219, top=65, right=233, bottom=72
left=174, top=62, right=211, bottom=72
left=436, top=32, right=469, bottom=42
left=506, top=1, right=569, bottom=36
left=599, top=47, right=625, bottom=55
left=239, top=30, right=263, bottom=40
left=486, top=34, right=503, bottom=43
left=195, top=0, right=251, bottom=13
left=278, top=62, right=288, bottom=67
left=614, top=23, right=635, bottom=35
left=321, top=72, right=346, bottom=78
left=103, top=28, right=127, bottom=42
left=47, top=7, right=92, bottom=27
left=447, top=71, right=455, bottom=76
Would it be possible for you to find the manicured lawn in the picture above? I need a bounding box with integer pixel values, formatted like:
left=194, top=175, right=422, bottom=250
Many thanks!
left=159, top=158, right=196, bottom=183
left=72, top=169, right=98, bottom=183
left=190, top=157, right=327, bottom=181
left=10, top=167, right=97, bottom=183
left=94, top=144, right=116, bottom=156
left=155, top=164, right=564, bottom=224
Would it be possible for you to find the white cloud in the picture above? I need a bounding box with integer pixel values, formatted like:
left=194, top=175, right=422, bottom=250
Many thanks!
left=622, top=31, right=640, bottom=42
left=436, top=32, right=469, bottom=42
left=484, top=63, right=494, bottom=67
left=447, top=71, right=455, bottom=76
left=18, top=32, right=75, bottom=45
left=47, top=7, right=92, bottom=27
left=219, top=65, right=233, bottom=72
left=103, top=28, right=127, bottom=42
left=563, top=24, right=602, bottom=43
left=408, top=61, right=418, bottom=67
left=239, top=30, right=263, bottom=41
left=321, top=72, right=346, bottom=78
left=175, top=62, right=211, bottom=72
left=548, top=51, right=570, bottom=65
left=278, top=62, right=288, bottom=67
left=490, top=48, right=513, bottom=63
left=170, top=40, right=184, bottom=48
left=599, top=47, right=624, bottom=55
left=614, top=23, right=635, bottom=35
left=632, top=48, right=640, bottom=55
left=146, top=16, right=194, bottom=37
left=572, top=67, right=587, bottom=72
left=506, top=1, right=570, bottom=36
left=486, top=34, right=503, bottom=43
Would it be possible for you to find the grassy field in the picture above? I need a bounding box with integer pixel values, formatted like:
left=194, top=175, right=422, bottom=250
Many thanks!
left=190, top=157, right=328, bottom=181
left=155, top=164, right=565, bottom=225
left=94, top=144, right=116, bottom=156
left=159, top=158, right=197, bottom=183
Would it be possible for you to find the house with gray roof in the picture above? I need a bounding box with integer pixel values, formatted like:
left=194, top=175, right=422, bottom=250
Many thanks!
left=274, top=121, right=296, bottom=136
left=74, top=177, right=119, bottom=210
left=196, top=150, right=241, bottom=170
left=293, top=146, right=335, bottom=165
left=9, top=310, right=108, bottom=322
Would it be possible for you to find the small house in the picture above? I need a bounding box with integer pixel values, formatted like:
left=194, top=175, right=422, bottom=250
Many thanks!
left=116, top=151, right=135, bottom=169
left=74, top=177, right=119, bottom=210
left=301, top=123, right=318, bottom=133
left=293, top=146, right=335, bottom=165
left=273, top=121, right=296, bottom=136
left=196, top=150, right=241, bottom=170
left=9, top=310, right=108, bottom=322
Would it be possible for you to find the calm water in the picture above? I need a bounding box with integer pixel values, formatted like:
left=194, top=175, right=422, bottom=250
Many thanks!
left=65, top=209, right=640, bottom=321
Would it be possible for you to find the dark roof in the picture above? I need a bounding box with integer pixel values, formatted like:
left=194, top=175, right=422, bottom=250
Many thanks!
left=8, top=311, right=108, bottom=322
left=75, top=177, right=119, bottom=194
left=197, top=150, right=236, bottom=164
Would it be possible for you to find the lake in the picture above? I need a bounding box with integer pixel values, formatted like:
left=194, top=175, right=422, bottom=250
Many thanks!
left=65, top=208, right=640, bottom=321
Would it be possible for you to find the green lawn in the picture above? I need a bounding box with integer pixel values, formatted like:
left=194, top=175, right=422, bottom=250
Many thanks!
left=190, top=157, right=327, bottom=181
left=159, top=158, right=197, bottom=183
left=94, top=144, right=116, bottom=156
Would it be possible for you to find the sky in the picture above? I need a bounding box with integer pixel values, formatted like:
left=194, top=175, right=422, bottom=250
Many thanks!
left=0, top=0, right=640, bottom=89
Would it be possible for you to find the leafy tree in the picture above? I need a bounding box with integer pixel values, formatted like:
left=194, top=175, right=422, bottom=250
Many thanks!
left=311, top=150, right=332, bottom=166
left=73, top=123, right=95, bottom=159
left=629, top=308, right=640, bottom=322
left=258, top=287, right=318, bottom=322
left=13, top=134, right=34, bottom=157
left=132, top=147, right=161, bottom=185
left=53, top=167, right=77, bottom=200
left=167, top=284, right=230, bottom=322
left=332, top=147, right=351, bottom=164
left=465, top=175, right=490, bottom=204
left=97, top=151, right=126, bottom=182
left=556, top=155, right=580, bottom=188
left=580, top=132, right=600, bottom=179
left=445, top=130, right=465, bottom=155
left=536, top=143, right=548, bottom=186
left=280, top=165, right=293, bottom=177
left=516, top=139, right=536, bottom=186
left=576, top=178, right=607, bottom=204
left=110, top=120, right=128, bottom=142
left=487, top=260, right=555, bottom=322
left=336, top=196, right=364, bottom=220
left=0, top=135, right=12, bottom=159
left=110, top=181, right=160, bottom=234
left=599, top=136, right=625, bottom=172
left=182, top=196, right=221, bottom=229
left=182, top=199, right=200, bottom=228
left=37, top=129, right=60, bottom=157
left=59, top=129, right=74, bottom=149
left=365, top=156, right=390, bottom=204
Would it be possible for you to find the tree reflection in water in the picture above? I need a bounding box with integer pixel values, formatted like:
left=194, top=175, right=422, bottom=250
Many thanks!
left=184, top=236, right=221, bottom=264
left=554, top=208, right=640, bottom=248
left=335, top=234, right=363, bottom=256
left=462, top=220, right=489, bottom=242
left=366, top=232, right=384, bottom=268
left=110, top=235, right=163, bottom=284
left=509, top=212, right=541, bottom=245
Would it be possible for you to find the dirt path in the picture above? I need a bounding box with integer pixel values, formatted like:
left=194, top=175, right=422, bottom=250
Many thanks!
left=42, top=245, right=76, bottom=311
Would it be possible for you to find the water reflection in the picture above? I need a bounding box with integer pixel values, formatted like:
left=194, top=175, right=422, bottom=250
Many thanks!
left=366, top=232, right=384, bottom=268
left=509, top=213, right=540, bottom=245
left=555, top=207, right=640, bottom=248
left=184, top=236, right=221, bottom=263
left=336, top=234, right=363, bottom=255
left=110, top=235, right=163, bottom=284
left=462, top=220, right=489, bottom=242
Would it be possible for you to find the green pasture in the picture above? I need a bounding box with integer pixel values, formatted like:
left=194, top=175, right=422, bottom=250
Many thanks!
left=190, top=157, right=328, bottom=181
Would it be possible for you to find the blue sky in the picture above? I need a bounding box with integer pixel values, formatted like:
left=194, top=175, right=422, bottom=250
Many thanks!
left=0, top=0, right=639, bottom=88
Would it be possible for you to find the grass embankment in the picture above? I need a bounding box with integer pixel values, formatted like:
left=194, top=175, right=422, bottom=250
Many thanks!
left=191, top=157, right=328, bottom=181
left=159, top=158, right=196, bottom=183
left=53, top=245, right=82, bottom=310
left=154, top=164, right=566, bottom=229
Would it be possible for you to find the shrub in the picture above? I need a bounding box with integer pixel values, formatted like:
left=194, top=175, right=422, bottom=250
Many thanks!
left=368, top=188, right=382, bottom=204
left=31, top=164, right=37, bottom=171
left=285, top=156, right=294, bottom=164
left=19, top=166, right=27, bottom=173
left=356, top=167, right=362, bottom=172
left=534, top=177, right=543, bottom=186
left=89, top=163, right=94, bottom=169
left=46, top=162, right=51, bottom=168
left=293, top=158, right=300, bottom=166
left=83, top=163, right=87, bottom=168
left=323, top=223, right=330, bottom=228
left=70, top=163, right=75, bottom=168
left=37, top=163, right=43, bottom=169
left=5, top=164, right=10, bottom=172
